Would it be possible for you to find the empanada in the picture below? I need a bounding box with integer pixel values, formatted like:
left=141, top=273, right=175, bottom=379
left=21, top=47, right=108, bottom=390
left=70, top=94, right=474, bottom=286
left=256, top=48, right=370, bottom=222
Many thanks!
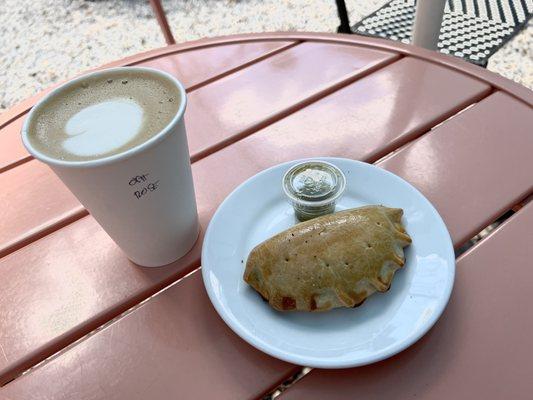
left=244, top=205, right=411, bottom=311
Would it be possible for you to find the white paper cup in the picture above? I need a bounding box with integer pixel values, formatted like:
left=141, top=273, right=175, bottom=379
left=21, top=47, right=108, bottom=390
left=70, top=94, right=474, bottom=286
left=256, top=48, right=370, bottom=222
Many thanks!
left=21, top=67, right=199, bottom=267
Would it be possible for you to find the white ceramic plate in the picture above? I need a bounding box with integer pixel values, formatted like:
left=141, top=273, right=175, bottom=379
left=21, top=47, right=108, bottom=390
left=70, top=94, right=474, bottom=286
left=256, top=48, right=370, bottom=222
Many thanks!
left=202, top=158, right=454, bottom=368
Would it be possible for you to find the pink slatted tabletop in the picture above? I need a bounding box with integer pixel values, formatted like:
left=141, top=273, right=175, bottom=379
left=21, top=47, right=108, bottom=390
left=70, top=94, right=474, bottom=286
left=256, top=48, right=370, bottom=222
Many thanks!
left=0, top=33, right=532, bottom=399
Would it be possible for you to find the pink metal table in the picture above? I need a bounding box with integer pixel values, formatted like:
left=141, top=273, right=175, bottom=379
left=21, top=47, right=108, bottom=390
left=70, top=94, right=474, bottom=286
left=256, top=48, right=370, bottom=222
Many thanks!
left=0, top=33, right=532, bottom=399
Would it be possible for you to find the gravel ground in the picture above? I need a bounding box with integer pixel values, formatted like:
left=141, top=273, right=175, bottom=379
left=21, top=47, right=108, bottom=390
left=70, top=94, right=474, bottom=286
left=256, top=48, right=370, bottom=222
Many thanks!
left=0, top=0, right=531, bottom=112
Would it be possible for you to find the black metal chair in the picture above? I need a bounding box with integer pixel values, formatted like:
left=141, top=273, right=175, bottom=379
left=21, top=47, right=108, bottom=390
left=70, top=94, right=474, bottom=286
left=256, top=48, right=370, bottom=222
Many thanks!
left=335, top=0, right=532, bottom=66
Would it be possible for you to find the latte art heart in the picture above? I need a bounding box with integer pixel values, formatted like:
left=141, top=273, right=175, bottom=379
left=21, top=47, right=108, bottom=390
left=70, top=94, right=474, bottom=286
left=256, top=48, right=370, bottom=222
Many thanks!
left=63, top=99, right=143, bottom=157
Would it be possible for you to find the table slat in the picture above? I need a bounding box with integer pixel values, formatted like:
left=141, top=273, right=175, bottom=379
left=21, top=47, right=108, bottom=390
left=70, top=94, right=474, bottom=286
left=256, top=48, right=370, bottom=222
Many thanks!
left=0, top=41, right=295, bottom=174
left=0, top=117, right=29, bottom=174
left=137, top=40, right=297, bottom=90
left=190, top=56, right=490, bottom=165
left=0, top=160, right=84, bottom=257
left=184, top=42, right=398, bottom=160
left=280, top=201, right=533, bottom=400
left=0, top=216, right=204, bottom=385
left=0, top=57, right=494, bottom=384
left=2, top=272, right=298, bottom=400
left=0, top=57, right=489, bottom=260
left=379, top=91, right=533, bottom=246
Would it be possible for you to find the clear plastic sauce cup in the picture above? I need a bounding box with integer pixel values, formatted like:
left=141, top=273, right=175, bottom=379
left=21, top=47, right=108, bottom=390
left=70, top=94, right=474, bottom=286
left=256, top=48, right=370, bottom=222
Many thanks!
left=283, top=160, right=346, bottom=222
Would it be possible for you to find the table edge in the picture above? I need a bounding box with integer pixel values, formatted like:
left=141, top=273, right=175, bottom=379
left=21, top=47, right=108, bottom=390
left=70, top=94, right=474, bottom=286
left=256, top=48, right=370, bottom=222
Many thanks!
left=1, top=32, right=531, bottom=129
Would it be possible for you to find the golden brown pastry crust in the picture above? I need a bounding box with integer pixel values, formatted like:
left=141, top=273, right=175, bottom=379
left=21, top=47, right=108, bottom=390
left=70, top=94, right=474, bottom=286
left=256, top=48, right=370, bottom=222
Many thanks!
left=244, top=205, right=411, bottom=312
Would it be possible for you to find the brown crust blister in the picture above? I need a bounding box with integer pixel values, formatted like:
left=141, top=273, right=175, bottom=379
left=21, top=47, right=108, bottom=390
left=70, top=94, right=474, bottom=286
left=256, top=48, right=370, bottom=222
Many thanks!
left=352, top=298, right=366, bottom=308
left=244, top=205, right=411, bottom=312
left=282, top=296, right=296, bottom=310
left=309, top=296, right=318, bottom=311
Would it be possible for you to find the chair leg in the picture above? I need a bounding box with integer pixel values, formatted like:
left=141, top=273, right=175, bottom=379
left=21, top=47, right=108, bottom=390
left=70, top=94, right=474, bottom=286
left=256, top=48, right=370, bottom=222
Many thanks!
left=148, top=0, right=176, bottom=45
left=335, top=0, right=352, bottom=33
left=412, top=0, right=446, bottom=50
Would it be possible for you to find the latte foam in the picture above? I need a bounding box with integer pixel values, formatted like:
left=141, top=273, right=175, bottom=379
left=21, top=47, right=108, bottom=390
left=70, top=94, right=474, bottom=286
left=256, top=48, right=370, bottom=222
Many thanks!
left=28, top=69, right=181, bottom=161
